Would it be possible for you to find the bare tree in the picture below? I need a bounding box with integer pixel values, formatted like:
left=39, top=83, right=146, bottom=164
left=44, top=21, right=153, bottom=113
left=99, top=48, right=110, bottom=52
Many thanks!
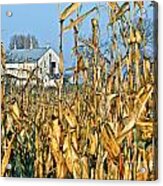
left=9, top=34, right=39, bottom=50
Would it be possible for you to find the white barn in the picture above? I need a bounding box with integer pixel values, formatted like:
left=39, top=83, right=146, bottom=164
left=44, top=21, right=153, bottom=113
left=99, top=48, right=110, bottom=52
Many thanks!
left=6, top=46, right=60, bottom=87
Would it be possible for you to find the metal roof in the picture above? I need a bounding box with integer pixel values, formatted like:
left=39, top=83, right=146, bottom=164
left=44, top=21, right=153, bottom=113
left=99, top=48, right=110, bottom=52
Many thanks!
left=6, top=47, right=49, bottom=63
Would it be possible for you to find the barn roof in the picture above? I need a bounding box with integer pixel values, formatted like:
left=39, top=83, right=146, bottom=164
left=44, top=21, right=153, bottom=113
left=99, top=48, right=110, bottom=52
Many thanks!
left=6, top=47, right=50, bottom=63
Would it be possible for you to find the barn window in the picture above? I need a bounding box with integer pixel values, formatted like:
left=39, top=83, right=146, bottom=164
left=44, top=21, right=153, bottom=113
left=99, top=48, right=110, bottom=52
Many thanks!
left=50, top=62, right=56, bottom=77
left=52, top=62, right=56, bottom=68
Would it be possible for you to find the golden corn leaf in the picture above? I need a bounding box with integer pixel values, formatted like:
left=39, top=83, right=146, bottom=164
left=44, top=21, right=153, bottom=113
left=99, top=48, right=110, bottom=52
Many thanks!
left=65, top=149, right=73, bottom=173
left=134, top=1, right=144, bottom=9
left=81, top=156, right=89, bottom=179
left=59, top=51, right=64, bottom=74
left=135, top=43, right=141, bottom=61
left=136, top=84, right=153, bottom=118
left=95, top=151, right=102, bottom=179
left=57, top=158, right=67, bottom=178
left=35, top=106, right=42, bottom=125
left=51, top=137, right=60, bottom=162
left=135, top=29, right=142, bottom=44
left=109, top=2, right=130, bottom=24
left=136, top=120, right=153, bottom=128
left=63, top=134, right=69, bottom=152
left=116, top=2, right=130, bottom=18
left=64, top=107, right=77, bottom=128
left=60, top=3, right=80, bottom=21
left=89, top=132, right=98, bottom=155
left=72, top=131, right=78, bottom=151
left=86, top=100, right=96, bottom=115
left=107, top=93, right=118, bottom=101
left=118, top=84, right=153, bottom=143
left=71, top=144, right=79, bottom=160
left=77, top=55, right=85, bottom=72
left=82, top=69, right=88, bottom=83
left=143, top=59, right=151, bottom=81
left=101, top=125, right=120, bottom=157
left=134, top=86, right=145, bottom=105
left=9, top=99, right=20, bottom=120
left=129, top=26, right=136, bottom=43
left=124, top=162, right=130, bottom=180
left=1, top=42, right=6, bottom=69
left=52, top=118, right=61, bottom=144
left=34, top=127, right=39, bottom=177
left=108, top=2, right=119, bottom=11
left=91, top=18, right=99, bottom=47
left=45, top=149, right=52, bottom=175
left=63, top=7, right=97, bottom=32
left=117, top=115, right=136, bottom=144
left=51, top=138, right=67, bottom=177
left=65, top=144, right=78, bottom=174
left=38, top=151, right=43, bottom=178
left=73, top=159, right=82, bottom=179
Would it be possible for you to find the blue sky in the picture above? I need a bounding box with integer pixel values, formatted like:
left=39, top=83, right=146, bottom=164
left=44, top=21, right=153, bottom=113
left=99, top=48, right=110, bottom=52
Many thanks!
left=1, top=2, right=154, bottom=68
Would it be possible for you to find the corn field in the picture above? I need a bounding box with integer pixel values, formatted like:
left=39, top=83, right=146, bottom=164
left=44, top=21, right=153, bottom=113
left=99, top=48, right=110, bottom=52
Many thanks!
left=1, top=1, right=158, bottom=180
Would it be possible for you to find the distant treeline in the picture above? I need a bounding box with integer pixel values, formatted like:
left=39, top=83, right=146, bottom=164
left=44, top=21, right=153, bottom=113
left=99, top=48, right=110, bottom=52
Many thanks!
left=9, top=34, right=39, bottom=50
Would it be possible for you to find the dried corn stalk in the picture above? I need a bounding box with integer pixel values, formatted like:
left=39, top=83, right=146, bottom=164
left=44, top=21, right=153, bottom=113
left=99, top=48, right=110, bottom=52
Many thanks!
left=1, top=1, right=157, bottom=181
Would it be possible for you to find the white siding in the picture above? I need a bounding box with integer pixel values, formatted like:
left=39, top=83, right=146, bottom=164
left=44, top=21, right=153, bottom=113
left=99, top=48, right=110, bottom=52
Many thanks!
left=6, top=48, right=60, bottom=87
left=38, top=48, right=59, bottom=78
